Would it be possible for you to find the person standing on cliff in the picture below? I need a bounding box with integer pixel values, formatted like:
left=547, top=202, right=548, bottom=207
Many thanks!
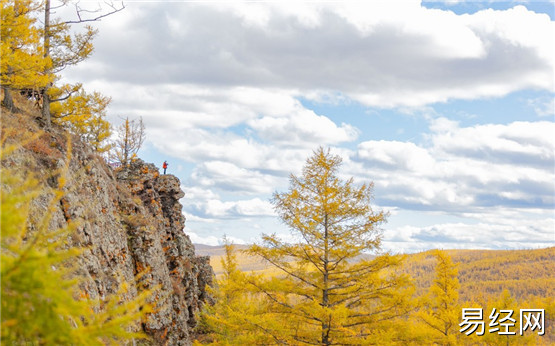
left=163, top=161, right=168, bottom=174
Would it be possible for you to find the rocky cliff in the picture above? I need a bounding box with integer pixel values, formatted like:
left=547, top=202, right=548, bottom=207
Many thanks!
left=1, top=105, right=213, bottom=345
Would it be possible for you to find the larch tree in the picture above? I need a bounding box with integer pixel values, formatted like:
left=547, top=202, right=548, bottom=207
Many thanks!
left=40, top=0, right=124, bottom=127
left=110, top=116, right=146, bottom=168
left=1, top=0, right=123, bottom=129
left=0, top=0, right=51, bottom=111
left=247, top=147, right=413, bottom=345
left=50, top=88, right=112, bottom=152
left=418, top=250, right=460, bottom=346
left=197, top=238, right=276, bottom=345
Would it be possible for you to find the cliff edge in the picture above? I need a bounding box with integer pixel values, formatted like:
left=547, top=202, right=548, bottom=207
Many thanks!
left=1, top=104, right=213, bottom=345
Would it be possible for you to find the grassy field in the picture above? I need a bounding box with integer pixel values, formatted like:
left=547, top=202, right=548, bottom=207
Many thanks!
left=195, top=244, right=285, bottom=276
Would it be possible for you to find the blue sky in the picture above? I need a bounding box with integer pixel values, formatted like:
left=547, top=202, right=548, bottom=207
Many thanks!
left=63, top=0, right=554, bottom=252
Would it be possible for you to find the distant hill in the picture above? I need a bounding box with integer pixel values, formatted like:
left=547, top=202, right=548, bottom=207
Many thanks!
left=195, top=244, right=285, bottom=275
left=194, top=244, right=251, bottom=257
left=405, top=247, right=555, bottom=302
left=196, top=244, right=554, bottom=302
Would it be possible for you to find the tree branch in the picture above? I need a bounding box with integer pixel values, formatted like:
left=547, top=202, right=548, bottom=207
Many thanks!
left=64, top=1, right=124, bottom=24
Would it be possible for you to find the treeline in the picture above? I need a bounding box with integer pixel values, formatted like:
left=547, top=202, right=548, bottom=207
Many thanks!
left=403, top=248, right=555, bottom=302
left=207, top=247, right=555, bottom=304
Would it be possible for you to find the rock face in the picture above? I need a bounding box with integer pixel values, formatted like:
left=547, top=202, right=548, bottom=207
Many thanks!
left=1, top=109, right=213, bottom=345
left=117, top=160, right=213, bottom=343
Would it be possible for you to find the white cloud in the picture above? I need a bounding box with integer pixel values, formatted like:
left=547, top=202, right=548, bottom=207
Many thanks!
left=357, top=140, right=435, bottom=173
left=191, top=161, right=279, bottom=194
left=528, top=96, right=555, bottom=117
left=432, top=120, right=555, bottom=167
left=181, top=186, right=220, bottom=201
left=248, top=110, right=359, bottom=147
left=184, top=196, right=275, bottom=219
left=353, top=120, right=555, bottom=210
left=383, top=210, right=555, bottom=253
left=185, top=231, right=247, bottom=246
left=66, top=1, right=553, bottom=109
left=185, top=231, right=221, bottom=246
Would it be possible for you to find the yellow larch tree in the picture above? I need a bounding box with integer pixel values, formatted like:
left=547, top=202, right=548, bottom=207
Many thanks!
left=40, top=0, right=123, bottom=126
left=0, top=0, right=51, bottom=111
left=50, top=88, right=112, bottom=152
left=246, top=147, right=413, bottom=345
left=1, top=0, right=115, bottom=152
left=476, top=289, right=547, bottom=345
left=197, top=238, right=276, bottom=345
left=417, top=250, right=460, bottom=345
left=110, top=116, right=146, bottom=168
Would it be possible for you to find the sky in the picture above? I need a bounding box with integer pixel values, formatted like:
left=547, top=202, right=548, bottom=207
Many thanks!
left=61, top=0, right=554, bottom=253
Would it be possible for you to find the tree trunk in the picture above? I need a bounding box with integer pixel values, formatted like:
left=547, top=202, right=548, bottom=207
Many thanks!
left=123, top=118, right=130, bottom=168
left=2, top=86, right=17, bottom=113
left=41, top=89, right=51, bottom=126
left=322, top=213, right=331, bottom=345
left=42, top=0, right=51, bottom=127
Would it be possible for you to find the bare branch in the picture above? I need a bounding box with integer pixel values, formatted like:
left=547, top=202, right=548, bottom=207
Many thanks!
left=51, top=88, right=79, bottom=103
left=63, top=1, right=124, bottom=24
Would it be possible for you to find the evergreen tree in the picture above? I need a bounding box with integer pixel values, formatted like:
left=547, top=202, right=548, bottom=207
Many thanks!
left=247, top=147, right=413, bottom=345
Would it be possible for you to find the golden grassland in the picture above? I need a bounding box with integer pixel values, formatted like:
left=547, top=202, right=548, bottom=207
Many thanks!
left=196, top=244, right=286, bottom=276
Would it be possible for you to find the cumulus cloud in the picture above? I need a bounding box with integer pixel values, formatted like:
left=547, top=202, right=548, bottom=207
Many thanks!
left=383, top=210, right=555, bottom=253
left=353, top=120, right=555, bottom=210
left=185, top=231, right=247, bottom=246
left=248, top=110, right=359, bottom=147
left=67, top=1, right=553, bottom=108
left=190, top=161, right=279, bottom=194
left=183, top=191, right=275, bottom=219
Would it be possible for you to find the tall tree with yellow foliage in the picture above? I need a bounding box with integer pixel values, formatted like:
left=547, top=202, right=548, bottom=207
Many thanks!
left=0, top=0, right=51, bottom=111
left=247, top=147, right=413, bottom=345
left=40, top=0, right=124, bottom=126
left=110, top=116, right=146, bottom=168
left=50, top=89, right=112, bottom=152
left=197, top=238, right=276, bottom=345
left=1, top=0, right=117, bottom=151
left=418, top=250, right=460, bottom=345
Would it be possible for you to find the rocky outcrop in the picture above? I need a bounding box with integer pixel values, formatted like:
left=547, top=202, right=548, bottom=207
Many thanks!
left=1, top=108, right=213, bottom=345
left=117, top=160, right=214, bottom=343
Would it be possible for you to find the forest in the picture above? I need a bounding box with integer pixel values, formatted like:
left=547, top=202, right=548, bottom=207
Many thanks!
left=1, top=1, right=553, bottom=345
